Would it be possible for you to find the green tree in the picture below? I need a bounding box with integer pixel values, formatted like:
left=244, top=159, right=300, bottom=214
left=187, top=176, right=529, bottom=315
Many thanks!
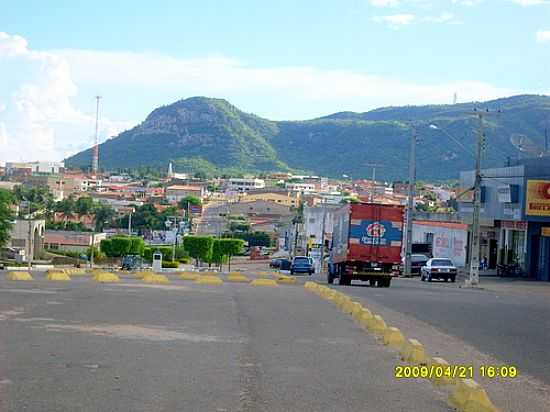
left=217, top=238, right=244, bottom=271
left=207, top=239, right=227, bottom=269
left=13, top=186, right=53, bottom=217
left=129, top=237, right=145, bottom=256
left=55, top=195, right=76, bottom=221
left=93, top=204, right=115, bottom=232
left=75, top=196, right=94, bottom=215
left=178, top=195, right=202, bottom=211
left=0, top=189, right=15, bottom=248
left=183, top=236, right=214, bottom=266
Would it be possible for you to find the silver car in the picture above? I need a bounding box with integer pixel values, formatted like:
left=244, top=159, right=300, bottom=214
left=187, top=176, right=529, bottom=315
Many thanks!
left=421, top=258, right=457, bottom=282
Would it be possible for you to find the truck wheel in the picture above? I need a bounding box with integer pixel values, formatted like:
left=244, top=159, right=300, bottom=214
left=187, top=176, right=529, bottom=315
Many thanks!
left=340, top=275, right=351, bottom=286
left=451, top=276, right=456, bottom=283
left=369, top=279, right=376, bottom=287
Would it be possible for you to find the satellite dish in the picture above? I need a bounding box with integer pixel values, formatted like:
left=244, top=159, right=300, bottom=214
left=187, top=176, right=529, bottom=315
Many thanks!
left=510, top=134, right=546, bottom=158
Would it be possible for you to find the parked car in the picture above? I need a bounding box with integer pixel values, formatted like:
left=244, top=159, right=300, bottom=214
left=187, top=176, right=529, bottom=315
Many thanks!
left=269, top=258, right=283, bottom=268
left=420, top=258, right=457, bottom=282
left=290, top=256, right=314, bottom=275
left=400, top=254, right=429, bottom=276
left=279, top=259, right=291, bottom=271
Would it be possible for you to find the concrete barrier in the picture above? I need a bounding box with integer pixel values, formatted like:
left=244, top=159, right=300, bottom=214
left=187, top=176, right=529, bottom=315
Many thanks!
left=382, top=327, right=405, bottom=348
left=448, top=378, right=497, bottom=412
left=349, top=302, right=363, bottom=317
left=428, top=357, right=455, bottom=386
left=143, top=273, right=170, bottom=284
left=227, top=274, right=250, bottom=283
left=46, top=271, right=71, bottom=281
left=7, top=271, right=33, bottom=281
left=250, top=278, right=278, bottom=287
left=276, top=275, right=297, bottom=285
left=92, top=272, right=120, bottom=283
left=304, top=281, right=316, bottom=290
left=341, top=299, right=356, bottom=314
left=135, top=270, right=153, bottom=279
left=367, top=314, right=388, bottom=335
left=179, top=272, right=199, bottom=281
left=355, top=308, right=373, bottom=326
left=400, top=339, right=427, bottom=364
left=195, top=276, right=224, bottom=285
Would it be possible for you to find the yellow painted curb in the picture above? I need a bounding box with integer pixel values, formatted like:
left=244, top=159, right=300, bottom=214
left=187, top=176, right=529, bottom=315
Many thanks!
left=255, top=271, right=271, bottom=276
left=227, top=274, right=250, bottom=283
left=428, top=357, right=456, bottom=386
left=135, top=270, right=153, bottom=279
left=349, top=302, right=363, bottom=318
left=355, top=307, right=373, bottom=325
left=67, top=268, right=87, bottom=276
left=179, top=272, right=199, bottom=281
left=367, top=314, right=388, bottom=334
left=276, top=275, right=297, bottom=285
left=7, top=271, right=33, bottom=281
left=340, top=298, right=354, bottom=314
left=143, top=273, right=170, bottom=284
left=448, top=378, right=497, bottom=412
left=46, top=271, right=71, bottom=281
left=250, top=278, right=278, bottom=287
left=195, top=276, right=224, bottom=285
left=304, top=281, right=317, bottom=289
left=400, top=339, right=427, bottom=364
left=92, top=272, right=120, bottom=283
left=382, top=327, right=405, bottom=348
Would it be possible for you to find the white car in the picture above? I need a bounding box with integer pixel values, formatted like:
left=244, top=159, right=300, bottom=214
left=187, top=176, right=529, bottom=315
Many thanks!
left=420, top=258, right=457, bottom=282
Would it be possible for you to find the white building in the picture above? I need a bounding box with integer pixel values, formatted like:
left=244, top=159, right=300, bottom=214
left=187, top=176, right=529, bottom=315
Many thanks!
left=412, top=220, right=468, bottom=267
left=286, top=182, right=316, bottom=193
left=6, top=161, right=64, bottom=175
left=228, top=178, right=265, bottom=192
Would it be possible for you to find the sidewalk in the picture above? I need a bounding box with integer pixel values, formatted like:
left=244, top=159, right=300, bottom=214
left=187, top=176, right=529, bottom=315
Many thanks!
left=457, top=270, right=550, bottom=296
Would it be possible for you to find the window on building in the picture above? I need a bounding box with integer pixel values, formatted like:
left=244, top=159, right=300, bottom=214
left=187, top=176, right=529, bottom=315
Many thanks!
left=425, top=233, right=434, bottom=244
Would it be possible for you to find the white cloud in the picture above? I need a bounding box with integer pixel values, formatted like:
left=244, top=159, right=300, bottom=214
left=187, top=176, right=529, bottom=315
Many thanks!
left=372, top=14, right=416, bottom=26
left=509, top=0, right=549, bottom=6
left=423, top=12, right=456, bottom=23
left=0, top=32, right=129, bottom=164
left=536, top=30, right=550, bottom=42
left=0, top=32, right=520, bottom=164
left=452, top=0, right=483, bottom=6
left=369, top=0, right=400, bottom=7
left=56, top=48, right=514, bottom=115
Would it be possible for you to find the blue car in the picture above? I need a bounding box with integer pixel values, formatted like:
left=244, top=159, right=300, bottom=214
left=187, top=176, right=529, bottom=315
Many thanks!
left=290, top=256, right=314, bottom=275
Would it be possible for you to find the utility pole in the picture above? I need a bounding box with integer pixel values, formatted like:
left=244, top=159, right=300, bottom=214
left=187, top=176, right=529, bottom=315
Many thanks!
left=319, top=201, right=327, bottom=274
left=27, top=219, right=32, bottom=271
left=365, top=163, right=383, bottom=202
left=404, top=125, right=417, bottom=278
left=467, top=110, right=486, bottom=286
left=90, top=232, right=95, bottom=269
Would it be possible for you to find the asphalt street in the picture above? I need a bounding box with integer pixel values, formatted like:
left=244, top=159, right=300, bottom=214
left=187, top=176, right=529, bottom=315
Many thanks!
left=0, top=272, right=448, bottom=412
left=320, top=275, right=550, bottom=386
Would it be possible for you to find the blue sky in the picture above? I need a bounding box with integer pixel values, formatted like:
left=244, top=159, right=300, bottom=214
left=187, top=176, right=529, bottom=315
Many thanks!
left=1, top=0, right=549, bottom=162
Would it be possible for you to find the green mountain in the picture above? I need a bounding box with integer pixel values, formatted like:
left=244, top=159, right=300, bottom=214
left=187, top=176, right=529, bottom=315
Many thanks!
left=66, top=95, right=550, bottom=180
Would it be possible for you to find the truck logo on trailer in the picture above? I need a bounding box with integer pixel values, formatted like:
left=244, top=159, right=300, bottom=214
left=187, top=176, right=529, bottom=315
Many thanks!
left=366, top=222, right=385, bottom=238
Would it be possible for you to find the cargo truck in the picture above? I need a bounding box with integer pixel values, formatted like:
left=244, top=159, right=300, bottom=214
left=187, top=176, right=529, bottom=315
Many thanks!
left=328, top=202, right=404, bottom=287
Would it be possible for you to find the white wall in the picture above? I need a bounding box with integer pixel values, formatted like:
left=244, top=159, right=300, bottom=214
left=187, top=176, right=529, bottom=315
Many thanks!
left=412, top=223, right=467, bottom=267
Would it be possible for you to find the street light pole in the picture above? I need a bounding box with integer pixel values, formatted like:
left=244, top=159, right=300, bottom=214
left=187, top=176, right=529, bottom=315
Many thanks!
left=404, top=125, right=417, bottom=278
left=467, top=111, right=486, bottom=286
left=319, top=201, right=327, bottom=274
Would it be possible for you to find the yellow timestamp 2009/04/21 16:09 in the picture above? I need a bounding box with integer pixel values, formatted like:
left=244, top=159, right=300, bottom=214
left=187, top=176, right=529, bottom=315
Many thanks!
left=394, top=365, right=519, bottom=380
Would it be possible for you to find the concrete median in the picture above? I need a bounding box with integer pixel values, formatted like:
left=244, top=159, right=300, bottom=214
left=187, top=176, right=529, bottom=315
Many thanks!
left=367, top=314, right=388, bottom=335
left=276, top=275, right=297, bottom=285
left=448, top=378, right=497, bottom=412
left=6, top=271, right=33, bottom=281
left=143, top=273, right=170, bottom=284
left=227, top=274, right=250, bottom=283
left=355, top=308, right=373, bottom=327
left=46, top=271, right=71, bottom=281
left=92, top=272, right=120, bottom=283
left=382, top=327, right=405, bottom=348
left=250, top=278, right=278, bottom=287
left=428, top=357, right=455, bottom=386
left=400, top=339, right=427, bottom=364
left=179, top=272, right=199, bottom=281
left=195, top=276, right=224, bottom=285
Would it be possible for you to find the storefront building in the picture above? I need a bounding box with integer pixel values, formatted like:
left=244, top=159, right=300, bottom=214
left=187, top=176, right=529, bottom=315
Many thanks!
left=459, top=157, right=550, bottom=280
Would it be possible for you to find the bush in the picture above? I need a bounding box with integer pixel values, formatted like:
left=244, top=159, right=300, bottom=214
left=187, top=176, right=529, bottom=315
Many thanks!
left=183, top=236, right=214, bottom=265
left=178, top=257, right=191, bottom=264
left=143, top=246, right=174, bottom=262
left=101, top=236, right=145, bottom=257
left=162, top=260, right=179, bottom=268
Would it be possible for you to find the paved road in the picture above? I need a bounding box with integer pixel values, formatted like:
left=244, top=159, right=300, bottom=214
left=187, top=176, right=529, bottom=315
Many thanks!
left=0, top=273, right=448, bottom=412
left=319, top=275, right=550, bottom=386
